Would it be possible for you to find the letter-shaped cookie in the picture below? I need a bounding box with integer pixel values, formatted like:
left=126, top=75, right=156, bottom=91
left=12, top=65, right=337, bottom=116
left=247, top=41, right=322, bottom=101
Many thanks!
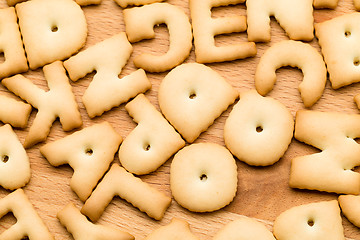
left=213, top=216, right=275, bottom=240
left=0, top=189, right=53, bottom=240
left=246, top=0, right=314, bottom=42
left=7, top=0, right=27, bottom=6
left=290, top=110, right=360, bottom=195
left=64, top=33, right=151, bottom=118
left=0, top=125, right=30, bottom=190
left=170, top=143, right=238, bottom=212
left=313, top=0, right=339, bottom=8
left=338, top=195, right=360, bottom=228
left=123, top=3, right=192, bottom=72
left=356, top=0, right=360, bottom=10
left=3, top=61, right=82, bottom=148
left=145, top=218, right=199, bottom=240
left=316, top=13, right=360, bottom=89
left=255, top=40, right=327, bottom=107
left=75, top=0, right=101, bottom=5
left=190, top=0, right=256, bottom=63
left=224, top=90, right=294, bottom=166
left=114, top=0, right=164, bottom=8
left=158, top=63, right=238, bottom=143
left=57, top=203, right=134, bottom=240
left=273, top=201, right=344, bottom=240
left=119, top=94, right=185, bottom=175
left=16, top=0, right=87, bottom=69
left=40, top=122, right=122, bottom=202
left=81, top=164, right=171, bottom=221
left=0, top=7, right=28, bottom=79
left=0, top=95, right=31, bottom=128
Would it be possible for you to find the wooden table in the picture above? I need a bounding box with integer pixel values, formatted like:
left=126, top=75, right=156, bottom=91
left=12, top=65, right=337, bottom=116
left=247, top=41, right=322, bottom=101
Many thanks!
left=1, top=0, right=360, bottom=239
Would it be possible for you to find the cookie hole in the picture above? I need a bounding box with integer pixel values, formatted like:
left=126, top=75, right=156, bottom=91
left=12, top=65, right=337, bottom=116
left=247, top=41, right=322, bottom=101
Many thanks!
left=256, top=126, right=263, bottom=133
left=51, top=25, right=58, bottom=32
left=1, top=155, right=9, bottom=163
left=354, top=58, right=360, bottom=66
left=349, top=136, right=360, bottom=144
left=0, top=52, right=5, bottom=64
left=307, top=219, right=315, bottom=227
left=200, top=174, right=207, bottom=181
left=345, top=31, right=351, bottom=37
left=144, top=144, right=151, bottom=151
left=189, top=92, right=197, bottom=100
left=85, top=148, right=93, bottom=156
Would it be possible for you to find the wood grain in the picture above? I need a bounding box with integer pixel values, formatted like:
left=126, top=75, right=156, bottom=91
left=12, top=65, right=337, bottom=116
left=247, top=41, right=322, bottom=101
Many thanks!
left=1, top=0, right=360, bottom=239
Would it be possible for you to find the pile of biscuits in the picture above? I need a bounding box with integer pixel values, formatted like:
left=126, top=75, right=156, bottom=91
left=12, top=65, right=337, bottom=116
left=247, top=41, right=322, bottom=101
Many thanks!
left=1, top=0, right=360, bottom=239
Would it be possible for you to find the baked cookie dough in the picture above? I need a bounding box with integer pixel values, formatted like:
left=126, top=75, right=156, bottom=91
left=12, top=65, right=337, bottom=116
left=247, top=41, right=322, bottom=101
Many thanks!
left=224, top=90, right=294, bottom=166
left=159, top=63, right=238, bottom=143
left=170, top=143, right=237, bottom=212
left=214, top=216, right=275, bottom=240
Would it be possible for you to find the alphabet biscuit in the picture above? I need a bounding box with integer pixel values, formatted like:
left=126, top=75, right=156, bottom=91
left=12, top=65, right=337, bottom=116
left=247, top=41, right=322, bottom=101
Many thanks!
left=224, top=90, right=294, bottom=166
left=57, top=203, right=134, bottom=240
left=0, top=124, right=30, bottom=190
left=64, top=33, right=151, bottom=118
left=315, top=13, right=360, bottom=89
left=338, top=195, right=360, bottom=228
left=255, top=40, right=327, bottom=107
left=40, top=122, right=122, bottom=202
left=290, top=110, right=360, bottom=195
left=3, top=61, right=83, bottom=148
left=159, top=63, right=238, bottom=143
left=0, top=7, right=28, bottom=79
left=246, top=0, right=314, bottom=42
left=123, top=3, right=192, bottom=72
left=214, top=216, right=275, bottom=240
left=273, top=201, right=344, bottom=240
left=16, top=0, right=87, bottom=69
left=170, top=143, right=237, bottom=212
left=144, top=218, right=199, bottom=240
left=82, top=164, right=171, bottom=221
left=119, top=94, right=185, bottom=175
left=0, top=189, right=53, bottom=240
left=190, top=0, right=256, bottom=63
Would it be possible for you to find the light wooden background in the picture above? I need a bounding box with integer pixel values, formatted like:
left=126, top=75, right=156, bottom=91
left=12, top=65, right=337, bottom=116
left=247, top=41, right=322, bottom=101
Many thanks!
left=1, top=0, right=360, bottom=239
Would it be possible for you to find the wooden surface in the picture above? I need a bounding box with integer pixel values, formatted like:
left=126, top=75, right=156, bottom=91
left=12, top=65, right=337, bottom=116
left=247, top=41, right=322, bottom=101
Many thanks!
left=1, top=0, right=360, bottom=239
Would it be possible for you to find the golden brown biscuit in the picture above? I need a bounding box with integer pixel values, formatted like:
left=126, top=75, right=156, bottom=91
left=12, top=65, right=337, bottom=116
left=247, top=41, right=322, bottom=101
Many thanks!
left=190, top=0, right=256, bottom=63
left=119, top=94, right=185, bottom=175
left=214, top=216, right=275, bottom=240
left=3, top=61, right=82, bottom=148
left=224, top=90, right=294, bottom=166
left=316, top=13, right=360, bottom=89
left=0, top=95, right=31, bottom=128
left=255, top=40, right=327, bottom=107
left=58, top=203, right=134, bottom=240
left=158, top=63, right=238, bottom=143
left=114, top=0, right=164, bottom=8
left=40, top=122, right=122, bottom=202
left=170, top=143, right=237, bottom=212
left=0, top=189, right=53, bottom=239
left=64, top=33, right=151, bottom=118
left=82, top=164, right=171, bottom=221
left=273, top=200, right=344, bottom=240
left=246, top=0, right=314, bottom=42
left=290, top=110, right=360, bottom=195
left=144, top=218, right=199, bottom=240
left=338, top=195, right=360, bottom=228
left=0, top=7, right=28, bottom=79
left=0, top=124, right=30, bottom=190
left=123, top=3, right=192, bottom=72
left=16, top=0, right=87, bottom=69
